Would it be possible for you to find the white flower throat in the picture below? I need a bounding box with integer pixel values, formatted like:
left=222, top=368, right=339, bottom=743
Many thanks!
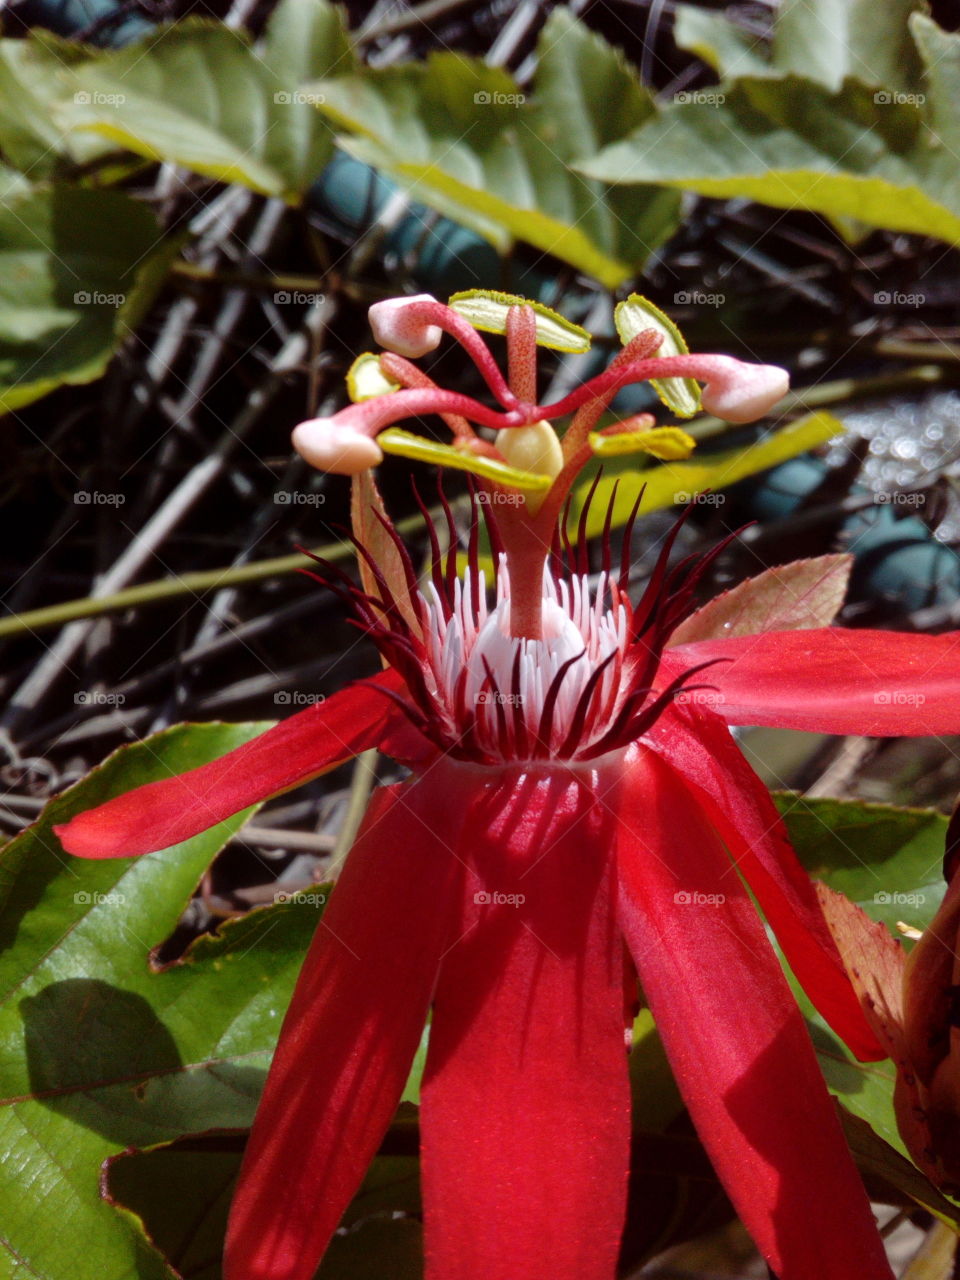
left=421, top=558, right=630, bottom=761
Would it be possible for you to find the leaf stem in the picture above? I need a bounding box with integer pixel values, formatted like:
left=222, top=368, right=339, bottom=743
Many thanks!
left=0, top=512, right=429, bottom=640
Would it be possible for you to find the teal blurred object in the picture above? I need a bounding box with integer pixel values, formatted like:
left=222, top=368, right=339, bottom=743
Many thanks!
left=14, top=0, right=152, bottom=44
left=745, top=457, right=960, bottom=612
left=310, top=152, right=594, bottom=311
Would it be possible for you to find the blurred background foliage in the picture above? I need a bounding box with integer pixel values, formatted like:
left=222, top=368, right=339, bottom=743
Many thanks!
left=3, top=0, right=960, bottom=1276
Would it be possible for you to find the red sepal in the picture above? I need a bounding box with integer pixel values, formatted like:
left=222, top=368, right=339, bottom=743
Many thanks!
left=616, top=746, right=893, bottom=1279
left=672, top=628, right=960, bottom=735
left=225, top=768, right=469, bottom=1280
left=56, top=670, right=405, bottom=858
left=420, top=766, right=630, bottom=1280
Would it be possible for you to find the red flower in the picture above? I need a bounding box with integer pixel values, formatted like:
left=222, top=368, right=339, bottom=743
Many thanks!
left=57, top=294, right=958, bottom=1280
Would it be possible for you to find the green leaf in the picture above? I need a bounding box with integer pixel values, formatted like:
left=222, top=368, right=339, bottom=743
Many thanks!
left=568, top=410, right=843, bottom=538
left=673, top=5, right=770, bottom=80
left=104, top=1136, right=242, bottom=1280
left=670, top=554, right=852, bottom=645
left=318, top=1218, right=423, bottom=1279
left=309, top=12, right=680, bottom=285
left=614, top=295, right=701, bottom=418
left=674, top=0, right=926, bottom=93
left=839, top=1108, right=960, bottom=1224
left=775, top=792, right=948, bottom=935
left=0, top=184, right=179, bottom=414
left=0, top=721, right=328, bottom=1280
left=0, top=34, right=110, bottom=175
left=105, top=1137, right=423, bottom=1280
left=57, top=2, right=352, bottom=201
left=577, top=74, right=960, bottom=248
left=771, top=0, right=926, bottom=93
left=910, top=14, right=960, bottom=155
left=262, top=0, right=354, bottom=90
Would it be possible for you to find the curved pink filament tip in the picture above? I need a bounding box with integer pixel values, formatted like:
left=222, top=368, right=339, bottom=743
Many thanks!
left=369, top=295, right=519, bottom=411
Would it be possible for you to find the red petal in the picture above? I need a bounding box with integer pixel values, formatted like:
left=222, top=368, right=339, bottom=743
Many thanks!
left=644, top=701, right=884, bottom=1061
left=616, top=746, right=893, bottom=1280
left=224, top=768, right=469, bottom=1280
left=56, top=670, right=405, bottom=858
left=671, top=628, right=960, bottom=734
left=421, top=767, right=630, bottom=1280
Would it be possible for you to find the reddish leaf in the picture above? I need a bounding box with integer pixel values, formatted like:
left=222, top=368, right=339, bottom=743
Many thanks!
left=671, top=553, right=852, bottom=645
left=817, top=883, right=940, bottom=1187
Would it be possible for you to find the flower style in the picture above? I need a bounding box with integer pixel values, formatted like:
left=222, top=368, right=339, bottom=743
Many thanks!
left=56, top=292, right=960, bottom=1280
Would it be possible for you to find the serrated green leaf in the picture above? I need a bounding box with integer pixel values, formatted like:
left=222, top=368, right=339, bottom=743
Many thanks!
left=0, top=185, right=179, bottom=414
left=569, top=411, right=843, bottom=537
left=775, top=791, right=948, bottom=935
left=309, top=12, right=680, bottom=285
left=674, top=0, right=926, bottom=93
left=673, top=5, right=771, bottom=80
left=0, top=721, right=329, bottom=1280
left=910, top=14, right=960, bottom=155
left=839, top=1108, right=960, bottom=1225
left=760, top=791, right=960, bottom=1224
left=104, top=1135, right=242, bottom=1280
left=772, top=0, right=925, bottom=93
left=614, top=295, right=701, bottom=418
left=105, top=1139, right=422, bottom=1280
left=0, top=35, right=109, bottom=175
left=56, top=2, right=351, bottom=201
left=578, top=75, right=960, bottom=248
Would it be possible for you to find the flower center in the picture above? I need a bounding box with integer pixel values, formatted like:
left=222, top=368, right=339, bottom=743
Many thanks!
left=420, top=560, right=629, bottom=762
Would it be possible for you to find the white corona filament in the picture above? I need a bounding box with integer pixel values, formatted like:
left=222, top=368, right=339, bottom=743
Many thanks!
left=419, top=558, right=630, bottom=761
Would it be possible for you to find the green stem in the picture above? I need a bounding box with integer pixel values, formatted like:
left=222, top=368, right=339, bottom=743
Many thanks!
left=170, top=261, right=330, bottom=293
left=0, top=512, right=429, bottom=640
left=328, top=748, right=379, bottom=877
